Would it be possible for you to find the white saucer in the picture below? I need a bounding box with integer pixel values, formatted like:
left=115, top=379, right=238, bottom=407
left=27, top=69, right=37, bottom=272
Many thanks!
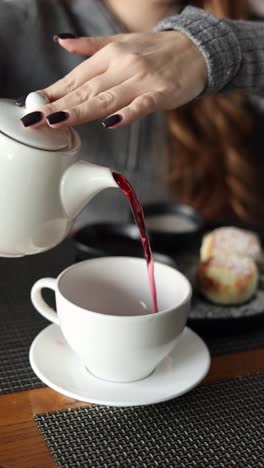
left=29, top=324, right=210, bottom=407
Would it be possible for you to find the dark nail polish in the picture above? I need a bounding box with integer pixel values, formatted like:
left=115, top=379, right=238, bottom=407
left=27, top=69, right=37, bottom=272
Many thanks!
left=53, top=33, right=76, bottom=42
left=21, top=111, right=44, bottom=127
left=16, top=95, right=27, bottom=107
left=46, top=111, right=70, bottom=125
left=101, top=114, right=122, bottom=129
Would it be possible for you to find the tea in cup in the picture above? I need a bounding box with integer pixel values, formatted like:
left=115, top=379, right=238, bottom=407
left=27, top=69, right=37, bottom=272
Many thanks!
left=30, top=257, right=192, bottom=383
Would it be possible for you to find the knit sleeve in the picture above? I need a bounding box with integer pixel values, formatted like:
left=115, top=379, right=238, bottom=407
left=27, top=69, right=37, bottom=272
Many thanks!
left=155, top=6, right=264, bottom=97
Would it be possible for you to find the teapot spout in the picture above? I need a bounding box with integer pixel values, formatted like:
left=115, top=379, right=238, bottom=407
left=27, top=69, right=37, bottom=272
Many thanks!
left=60, top=161, right=118, bottom=219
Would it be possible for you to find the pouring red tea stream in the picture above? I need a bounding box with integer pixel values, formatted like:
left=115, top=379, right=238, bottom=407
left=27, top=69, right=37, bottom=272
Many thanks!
left=112, top=172, right=158, bottom=313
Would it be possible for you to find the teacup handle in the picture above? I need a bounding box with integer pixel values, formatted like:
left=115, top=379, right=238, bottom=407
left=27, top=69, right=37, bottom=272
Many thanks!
left=30, top=278, right=59, bottom=325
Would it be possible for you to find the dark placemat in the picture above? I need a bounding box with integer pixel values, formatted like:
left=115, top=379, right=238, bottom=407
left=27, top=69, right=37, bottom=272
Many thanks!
left=0, top=239, right=75, bottom=395
left=34, top=372, right=264, bottom=468
left=0, top=316, right=48, bottom=394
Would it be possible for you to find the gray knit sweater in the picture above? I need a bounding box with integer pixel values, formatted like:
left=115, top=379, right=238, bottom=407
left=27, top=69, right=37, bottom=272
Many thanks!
left=156, top=6, right=264, bottom=97
left=0, top=1, right=264, bottom=226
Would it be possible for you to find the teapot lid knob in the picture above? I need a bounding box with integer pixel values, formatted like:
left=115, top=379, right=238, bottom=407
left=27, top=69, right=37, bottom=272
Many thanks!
left=0, top=93, right=72, bottom=151
left=25, top=91, right=50, bottom=111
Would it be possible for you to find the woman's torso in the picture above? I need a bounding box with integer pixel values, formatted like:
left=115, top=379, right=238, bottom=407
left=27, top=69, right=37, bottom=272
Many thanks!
left=1, top=0, right=264, bottom=227
left=0, top=0, right=169, bottom=227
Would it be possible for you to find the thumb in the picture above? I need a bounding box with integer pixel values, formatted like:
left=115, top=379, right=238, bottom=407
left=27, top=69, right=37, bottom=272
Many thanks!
left=55, top=34, right=124, bottom=56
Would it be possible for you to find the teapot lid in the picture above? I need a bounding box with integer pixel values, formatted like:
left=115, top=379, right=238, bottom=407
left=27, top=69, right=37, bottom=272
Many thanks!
left=0, top=92, right=71, bottom=151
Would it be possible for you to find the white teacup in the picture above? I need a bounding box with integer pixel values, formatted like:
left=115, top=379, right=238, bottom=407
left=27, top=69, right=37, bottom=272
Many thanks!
left=31, top=257, right=192, bottom=383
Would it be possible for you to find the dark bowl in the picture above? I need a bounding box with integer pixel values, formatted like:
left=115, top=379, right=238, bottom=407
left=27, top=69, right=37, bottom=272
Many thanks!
left=137, top=202, right=205, bottom=253
left=73, top=222, right=178, bottom=268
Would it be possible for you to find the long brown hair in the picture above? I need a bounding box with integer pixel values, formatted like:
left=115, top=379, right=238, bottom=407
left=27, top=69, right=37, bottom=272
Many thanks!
left=167, top=0, right=264, bottom=224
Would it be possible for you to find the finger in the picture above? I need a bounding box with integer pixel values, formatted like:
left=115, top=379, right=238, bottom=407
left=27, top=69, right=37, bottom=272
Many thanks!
left=102, top=92, right=163, bottom=128
left=41, top=49, right=110, bottom=102
left=45, top=79, right=138, bottom=127
left=40, top=69, right=132, bottom=116
left=57, top=34, right=126, bottom=56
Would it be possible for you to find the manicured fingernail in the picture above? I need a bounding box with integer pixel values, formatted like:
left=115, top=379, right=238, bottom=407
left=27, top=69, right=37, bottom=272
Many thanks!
left=16, top=95, right=27, bottom=107
left=21, top=111, right=44, bottom=127
left=101, top=114, right=122, bottom=128
left=46, top=111, right=70, bottom=125
left=53, top=33, right=76, bottom=42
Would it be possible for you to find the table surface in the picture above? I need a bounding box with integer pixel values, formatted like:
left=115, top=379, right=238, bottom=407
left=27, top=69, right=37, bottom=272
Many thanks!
left=0, top=347, right=263, bottom=468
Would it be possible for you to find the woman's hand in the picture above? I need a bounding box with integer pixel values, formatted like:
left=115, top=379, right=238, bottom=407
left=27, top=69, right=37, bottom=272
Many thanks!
left=22, top=31, right=208, bottom=128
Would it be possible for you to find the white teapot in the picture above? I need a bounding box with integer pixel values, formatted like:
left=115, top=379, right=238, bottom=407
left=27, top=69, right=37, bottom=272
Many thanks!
left=0, top=92, right=118, bottom=257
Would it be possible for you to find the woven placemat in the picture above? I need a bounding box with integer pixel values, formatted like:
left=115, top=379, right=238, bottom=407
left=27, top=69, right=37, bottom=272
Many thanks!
left=0, top=316, right=48, bottom=394
left=34, top=372, right=264, bottom=468
left=0, top=240, right=75, bottom=395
